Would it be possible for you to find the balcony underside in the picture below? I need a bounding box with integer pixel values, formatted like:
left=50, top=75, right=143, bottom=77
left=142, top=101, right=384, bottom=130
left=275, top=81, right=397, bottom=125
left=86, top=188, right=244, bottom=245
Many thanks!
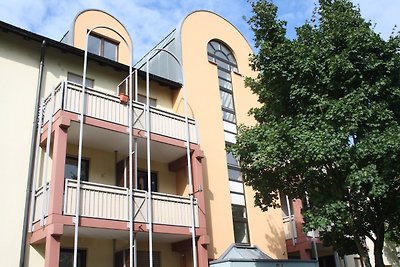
left=66, top=120, right=188, bottom=163
left=62, top=225, right=192, bottom=243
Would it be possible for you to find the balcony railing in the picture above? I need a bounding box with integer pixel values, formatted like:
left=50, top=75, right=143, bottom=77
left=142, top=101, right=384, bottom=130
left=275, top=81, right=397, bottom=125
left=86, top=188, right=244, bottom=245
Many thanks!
left=42, top=81, right=198, bottom=143
left=63, top=179, right=199, bottom=227
left=283, top=215, right=298, bottom=240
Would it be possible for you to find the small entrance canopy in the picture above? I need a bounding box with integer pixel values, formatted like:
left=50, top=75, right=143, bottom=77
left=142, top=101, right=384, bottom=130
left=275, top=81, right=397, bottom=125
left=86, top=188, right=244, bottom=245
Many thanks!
left=210, top=245, right=318, bottom=267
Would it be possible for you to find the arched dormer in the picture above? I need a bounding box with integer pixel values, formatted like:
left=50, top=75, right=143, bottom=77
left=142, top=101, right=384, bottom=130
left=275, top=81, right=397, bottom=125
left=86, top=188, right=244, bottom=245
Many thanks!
left=67, top=9, right=132, bottom=64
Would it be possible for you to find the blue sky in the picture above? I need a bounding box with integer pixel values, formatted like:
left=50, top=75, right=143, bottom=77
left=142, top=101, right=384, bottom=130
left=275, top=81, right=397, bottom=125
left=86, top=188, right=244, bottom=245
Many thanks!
left=0, top=0, right=398, bottom=61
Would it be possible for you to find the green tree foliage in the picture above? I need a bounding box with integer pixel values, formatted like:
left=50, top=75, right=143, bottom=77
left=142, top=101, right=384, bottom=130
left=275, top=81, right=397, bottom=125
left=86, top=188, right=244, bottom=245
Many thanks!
left=232, top=1, right=400, bottom=266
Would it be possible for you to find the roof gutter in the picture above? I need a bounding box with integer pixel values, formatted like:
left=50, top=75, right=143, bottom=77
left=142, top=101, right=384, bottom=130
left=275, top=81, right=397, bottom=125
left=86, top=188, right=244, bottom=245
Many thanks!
left=19, top=39, right=46, bottom=267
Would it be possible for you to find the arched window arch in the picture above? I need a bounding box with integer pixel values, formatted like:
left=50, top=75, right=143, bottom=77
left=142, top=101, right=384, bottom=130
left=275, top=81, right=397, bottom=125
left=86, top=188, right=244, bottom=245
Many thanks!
left=207, top=40, right=238, bottom=72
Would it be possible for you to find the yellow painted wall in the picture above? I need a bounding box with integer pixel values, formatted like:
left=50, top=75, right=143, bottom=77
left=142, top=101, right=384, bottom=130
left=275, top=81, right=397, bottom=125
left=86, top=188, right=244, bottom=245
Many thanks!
left=117, top=239, right=182, bottom=267
left=41, top=46, right=127, bottom=98
left=27, top=244, right=45, bottom=267
left=67, top=144, right=115, bottom=185
left=179, top=11, right=287, bottom=259
left=61, top=236, right=114, bottom=267
left=0, top=31, right=42, bottom=267
left=73, top=10, right=132, bottom=65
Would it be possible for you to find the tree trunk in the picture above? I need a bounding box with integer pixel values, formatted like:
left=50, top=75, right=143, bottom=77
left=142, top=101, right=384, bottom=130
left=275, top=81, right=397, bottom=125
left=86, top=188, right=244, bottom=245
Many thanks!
left=373, top=224, right=385, bottom=267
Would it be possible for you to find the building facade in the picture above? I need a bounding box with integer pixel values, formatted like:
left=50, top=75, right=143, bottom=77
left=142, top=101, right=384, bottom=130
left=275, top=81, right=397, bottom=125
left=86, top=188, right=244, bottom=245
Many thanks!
left=0, top=9, right=292, bottom=267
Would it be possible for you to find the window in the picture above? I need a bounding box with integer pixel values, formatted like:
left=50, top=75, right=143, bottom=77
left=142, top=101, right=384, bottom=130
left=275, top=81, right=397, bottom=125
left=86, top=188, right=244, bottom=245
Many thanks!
left=88, top=33, right=118, bottom=61
left=280, top=193, right=294, bottom=218
left=137, top=94, right=157, bottom=107
left=60, top=248, right=86, bottom=267
left=232, top=205, right=249, bottom=244
left=67, top=72, right=94, bottom=88
left=64, top=156, right=89, bottom=182
left=137, top=170, right=158, bottom=192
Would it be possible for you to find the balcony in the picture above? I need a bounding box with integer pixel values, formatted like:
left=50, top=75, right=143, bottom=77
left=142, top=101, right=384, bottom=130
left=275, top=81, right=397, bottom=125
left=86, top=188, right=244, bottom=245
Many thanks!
left=42, top=81, right=198, bottom=144
left=33, top=179, right=199, bottom=228
left=283, top=215, right=297, bottom=240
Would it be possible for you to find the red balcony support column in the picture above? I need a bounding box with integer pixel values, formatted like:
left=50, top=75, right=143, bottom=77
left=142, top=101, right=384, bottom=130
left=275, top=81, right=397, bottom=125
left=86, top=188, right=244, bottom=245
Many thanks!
left=197, top=235, right=210, bottom=267
left=44, top=234, right=61, bottom=267
left=44, top=224, right=63, bottom=267
left=191, top=148, right=206, bottom=231
left=48, top=116, right=70, bottom=216
left=192, top=148, right=209, bottom=267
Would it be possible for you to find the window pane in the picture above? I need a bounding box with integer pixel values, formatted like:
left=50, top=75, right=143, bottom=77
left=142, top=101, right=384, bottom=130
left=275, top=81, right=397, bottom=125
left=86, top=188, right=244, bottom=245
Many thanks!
left=67, top=73, right=94, bottom=88
left=220, top=91, right=234, bottom=110
left=223, top=110, right=236, bottom=123
left=234, top=221, right=249, bottom=244
left=137, top=171, right=157, bottom=192
left=65, top=157, right=89, bottom=181
left=218, top=69, right=231, bottom=81
left=219, top=79, right=232, bottom=91
left=104, top=40, right=117, bottom=60
left=228, top=167, right=242, bottom=181
left=88, top=35, right=101, bottom=56
left=60, top=249, right=86, bottom=267
left=226, top=151, right=239, bottom=166
left=232, top=205, right=247, bottom=219
left=137, top=94, right=157, bottom=107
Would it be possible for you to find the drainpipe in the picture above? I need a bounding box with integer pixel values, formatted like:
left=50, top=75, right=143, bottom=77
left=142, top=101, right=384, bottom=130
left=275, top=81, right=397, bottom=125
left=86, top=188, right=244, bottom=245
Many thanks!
left=19, top=39, right=47, bottom=267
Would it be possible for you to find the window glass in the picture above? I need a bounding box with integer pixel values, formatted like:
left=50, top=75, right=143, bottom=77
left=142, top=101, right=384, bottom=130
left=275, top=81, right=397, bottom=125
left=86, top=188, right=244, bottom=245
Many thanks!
left=137, top=171, right=158, bottom=192
left=233, top=221, right=249, bottom=244
left=219, top=79, right=232, bottom=91
left=220, top=90, right=234, bottom=110
left=104, top=41, right=117, bottom=60
left=232, top=205, right=247, bottom=219
left=218, top=69, right=231, bottom=81
left=223, top=110, right=236, bottom=123
left=280, top=194, right=294, bottom=217
left=60, top=249, right=86, bottom=267
left=88, top=34, right=101, bottom=55
left=67, top=73, right=94, bottom=88
left=65, top=156, right=89, bottom=182
left=88, top=33, right=118, bottom=61
left=137, top=94, right=157, bottom=107
left=228, top=167, right=242, bottom=181
left=226, top=151, right=239, bottom=167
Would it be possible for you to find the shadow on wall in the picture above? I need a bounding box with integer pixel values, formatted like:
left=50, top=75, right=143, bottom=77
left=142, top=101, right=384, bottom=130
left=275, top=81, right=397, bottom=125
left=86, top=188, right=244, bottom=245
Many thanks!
left=201, top=156, right=218, bottom=257
left=263, top=215, right=287, bottom=259
left=383, top=241, right=400, bottom=267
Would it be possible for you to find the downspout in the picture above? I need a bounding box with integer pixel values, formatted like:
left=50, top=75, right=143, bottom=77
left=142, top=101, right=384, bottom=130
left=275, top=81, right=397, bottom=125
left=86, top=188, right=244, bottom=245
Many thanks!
left=19, top=39, right=47, bottom=267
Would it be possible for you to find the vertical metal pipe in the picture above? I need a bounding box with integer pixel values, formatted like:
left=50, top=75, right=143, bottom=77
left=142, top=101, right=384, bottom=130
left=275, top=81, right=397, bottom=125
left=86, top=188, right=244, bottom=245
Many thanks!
left=182, top=70, right=198, bottom=267
left=20, top=39, right=47, bottom=267
left=41, top=88, right=56, bottom=227
left=133, top=69, right=139, bottom=267
left=285, top=195, right=296, bottom=246
left=28, top=98, right=44, bottom=231
left=73, top=32, right=90, bottom=267
left=128, top=62, right=134, bottom=267
left=145, top=57, right=153, bottom=267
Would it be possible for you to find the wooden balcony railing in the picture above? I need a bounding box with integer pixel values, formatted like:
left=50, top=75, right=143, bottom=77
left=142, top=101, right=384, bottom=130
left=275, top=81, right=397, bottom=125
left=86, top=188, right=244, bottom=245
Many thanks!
left=63, top=179, right=199, bottom=227
left=42, top=81, right=198, bottom=143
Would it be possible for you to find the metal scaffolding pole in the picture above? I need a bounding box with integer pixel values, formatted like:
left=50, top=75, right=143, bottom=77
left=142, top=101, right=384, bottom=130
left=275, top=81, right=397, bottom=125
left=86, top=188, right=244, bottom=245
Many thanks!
left=74, top=25, right=133, bottom=267
left=145, top=56, right=154, bottom=267
left=133, top=69, right=139, bottom=267
left=147, top=48, right=197, bottom=267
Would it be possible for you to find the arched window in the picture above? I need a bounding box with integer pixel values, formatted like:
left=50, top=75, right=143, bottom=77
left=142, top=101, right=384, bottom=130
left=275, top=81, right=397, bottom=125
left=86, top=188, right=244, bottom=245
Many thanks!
left=207, top=40, right=249, bottom=244
left=207, top=40, right=238, bottom=72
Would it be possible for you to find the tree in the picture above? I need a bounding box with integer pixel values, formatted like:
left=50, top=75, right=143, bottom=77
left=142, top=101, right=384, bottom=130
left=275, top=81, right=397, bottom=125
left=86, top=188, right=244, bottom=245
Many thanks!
left=231, top=1, right=400, bottom=266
